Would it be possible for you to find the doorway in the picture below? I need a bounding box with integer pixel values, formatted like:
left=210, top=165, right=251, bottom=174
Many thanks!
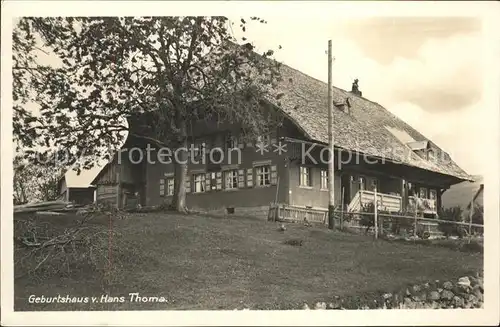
left=340, top=174, right=352, bottom=206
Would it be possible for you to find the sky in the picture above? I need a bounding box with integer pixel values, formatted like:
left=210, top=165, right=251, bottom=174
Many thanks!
left=231, top=16, right=484, bottom=176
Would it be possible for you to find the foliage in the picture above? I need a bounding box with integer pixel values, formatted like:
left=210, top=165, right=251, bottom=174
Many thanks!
left=13, top=17, right=284, bottom=212
left=13, top=153, right=62, bottom=204
left=438, top=206, right=467, bottom=238
left=471, top=203, right=484, bottom=225
left=437, top=204, right=484, bottom=238
left=359, top=202, right=375, bottom=225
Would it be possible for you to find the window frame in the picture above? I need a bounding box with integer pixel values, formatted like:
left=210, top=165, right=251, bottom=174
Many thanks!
left=192, top=140, right=205, bottom=158
left=166, top=177, right=175, bottom=196
left=225, top=133, right=239, bottom=151
left=193, top=173, right=206, bottom=193
left=320, top=170, right=328, bottom=190
left=358, top=176, right=366, bottom=191
left=256, top=135, right=271, bottom=147
left=255, top=165, right=271, bottom=187
left=224, top=169, right=239, bottom=190
left=299, top=166, right=312, bottom=187
left=429, top=189, right=437, bottom=200
left=419, top=187, right=428, bottom=199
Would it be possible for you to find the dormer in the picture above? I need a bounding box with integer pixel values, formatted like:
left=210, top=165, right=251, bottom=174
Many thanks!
left=406, top=140, right=436, bottom=161
left=334, top=97, right=352, bottom=114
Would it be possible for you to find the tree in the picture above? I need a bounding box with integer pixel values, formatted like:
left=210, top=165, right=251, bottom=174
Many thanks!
left=13, top=153, right=62, bottom=204
left=13, top=17, right=284, bottom=212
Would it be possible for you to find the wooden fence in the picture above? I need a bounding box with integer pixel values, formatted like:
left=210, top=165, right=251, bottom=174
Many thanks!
left=268, top=201, right=483, bottom=239
left=268, top=203, right=328, bottom=224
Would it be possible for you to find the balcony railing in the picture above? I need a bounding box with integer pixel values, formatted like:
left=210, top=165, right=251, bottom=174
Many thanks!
left=347, top=190, right=436, bottom=215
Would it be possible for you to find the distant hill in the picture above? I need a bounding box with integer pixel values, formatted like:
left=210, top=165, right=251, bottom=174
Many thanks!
left=442, top=175, right=483, bottom=209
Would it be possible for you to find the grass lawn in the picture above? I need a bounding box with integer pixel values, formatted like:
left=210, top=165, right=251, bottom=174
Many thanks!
left=14, top=212, right=482, bottom=310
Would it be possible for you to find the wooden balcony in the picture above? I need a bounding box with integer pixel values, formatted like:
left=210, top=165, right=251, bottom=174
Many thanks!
left=347, top=190, right=437, bottom=215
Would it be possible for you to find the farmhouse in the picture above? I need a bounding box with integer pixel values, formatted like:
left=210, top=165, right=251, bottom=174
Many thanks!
left=92, top=63, right=472, bottom=219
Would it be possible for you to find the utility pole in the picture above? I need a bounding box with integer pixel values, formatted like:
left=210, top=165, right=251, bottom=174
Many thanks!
left=327, top=40, right=335, bottom=230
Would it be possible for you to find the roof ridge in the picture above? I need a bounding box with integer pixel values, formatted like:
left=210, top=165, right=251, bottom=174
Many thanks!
left=279, top=61, right=396, bottom=109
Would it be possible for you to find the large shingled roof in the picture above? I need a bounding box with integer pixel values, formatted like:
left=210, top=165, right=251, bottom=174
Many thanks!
left=267, top=63, right=471, bottom=181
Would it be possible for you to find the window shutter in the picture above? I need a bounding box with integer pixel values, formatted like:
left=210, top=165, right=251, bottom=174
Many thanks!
left=160, top=179, right=165, bottom=196
left=216, top=172, right=222, bottom=190
left=205, top=173, right=211, bottom=191
left=246, top=168, right=253, bottom=187
left=238, top=169, right=245, bottom=188
left=185, top=176, right=191, bottom=193
left=271, top=165, right=278, bottom=185
left=211, top=172, right=217, bottom=190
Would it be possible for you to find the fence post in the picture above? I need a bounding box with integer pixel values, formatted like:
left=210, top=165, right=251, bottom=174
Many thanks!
left=374, top=187, right=378, bottom=239
left=413, top=205, right=418, bottom=237
left=340, top=187, right=345, bottom=231
left=468, top=192, right=474, bottom=243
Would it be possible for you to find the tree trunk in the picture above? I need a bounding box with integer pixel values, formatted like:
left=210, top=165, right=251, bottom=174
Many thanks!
left=171, top=120, right=188, bottom=213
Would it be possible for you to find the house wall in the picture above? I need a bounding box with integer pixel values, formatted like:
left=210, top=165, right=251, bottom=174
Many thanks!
left=287, top=161, right=341, bottom=209
left=96, top=184, right=119, bottom=206
left=285, top=164, right=403, bottom=210
left=94, top=147, right=147, bottom=208
left=144, top=125, right=296, bottom=218
left=68, top=188, right=95, bottom=205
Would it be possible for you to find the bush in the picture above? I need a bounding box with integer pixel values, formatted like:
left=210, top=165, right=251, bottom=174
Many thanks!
left=359, top=203, right=375, bottom=229
left=438, top=206, right=465, bottom=237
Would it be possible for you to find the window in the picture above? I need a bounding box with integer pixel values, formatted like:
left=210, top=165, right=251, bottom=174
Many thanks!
left=166, top=178, right=175, bottom=196
left=193, top=173, right=206, bottom=193
left=159, top=179, right=165, bottom=196
left=429, top=189, right=437, bottom=200
left=320, top=170, right=328, bottom=190
left=225, top=170, right=239, bottom=189
left=359, top=176, right=366, bottom=191
left=371, top=179, right=379, bottom=191
left=255, top=166, right=271, bottom=186
left=210, top=172, right=217, bottom=190
left=256, top=135, right=271, bottom=147
left=226, top=133, right=238, bottom=150
left=419, top=187, right=427, bottom=199
left=192, top=140, right=205, bottom=158
left=299, top=166, right=311, bottom=187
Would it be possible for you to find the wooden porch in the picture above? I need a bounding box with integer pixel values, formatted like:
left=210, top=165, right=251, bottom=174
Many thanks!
left=347, top=190, right=437, bottom=216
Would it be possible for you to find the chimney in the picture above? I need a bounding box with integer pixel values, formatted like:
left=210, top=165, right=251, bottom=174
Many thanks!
left=350, top=78, right=362, bottom=97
